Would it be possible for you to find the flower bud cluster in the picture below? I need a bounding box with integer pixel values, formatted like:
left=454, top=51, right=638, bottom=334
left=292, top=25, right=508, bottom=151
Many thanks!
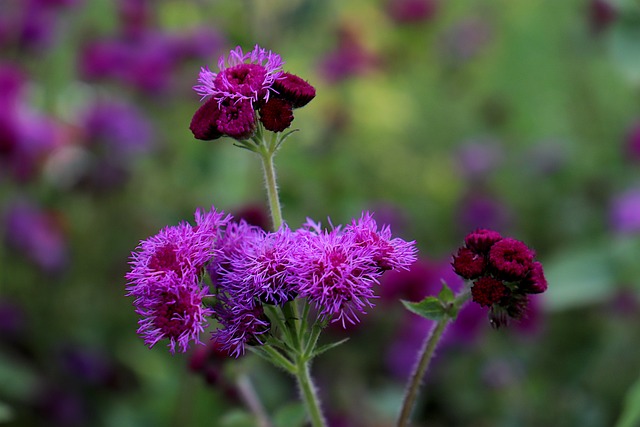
left=451, top=228, right=547, bottom=328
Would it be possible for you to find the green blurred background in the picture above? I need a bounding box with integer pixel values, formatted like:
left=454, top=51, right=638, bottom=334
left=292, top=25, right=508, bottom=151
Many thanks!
left=2, top=0, right=640, bottom=426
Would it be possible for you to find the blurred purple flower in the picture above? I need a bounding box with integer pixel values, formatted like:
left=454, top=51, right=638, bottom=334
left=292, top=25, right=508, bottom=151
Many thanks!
left=319, top=24, right=380, bottom=84
left=626, top=121, right=640, bottom=162
left=610, top=188, right=640, bottom=234
left=59, top=345, right=114, bottom=387
left=82, top=99, right=154, bottom=156
left=440, top=17, right=493, bottom=64
left=35, top=386, right=87, bottom=427
left=4, top=200, right=68, bottom=274
left=455, top=137, right=504, bottom=181
left=0, top=299, right=27, bottom=339
left=386, top=0, right=437, bottom=24
left=457, top=193, right=512, bottom=233
left=589, top=0, right=617, bottom=34
left=79, top=27, right=225, bottom=95
left=0, top=66, right=59, bottom=182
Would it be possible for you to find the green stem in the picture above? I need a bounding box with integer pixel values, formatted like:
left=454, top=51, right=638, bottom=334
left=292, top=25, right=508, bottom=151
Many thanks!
left=397, top=292, right=471, bottom=427
left=397, top=319, right=449, bottom=427
left=259, top=143, right=283, bottom=231
left=295, top=358, right=326, bottom=427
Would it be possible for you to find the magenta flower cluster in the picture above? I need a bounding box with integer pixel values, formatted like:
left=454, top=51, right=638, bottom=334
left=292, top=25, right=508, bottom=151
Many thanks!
left=451, top=228, right=547, bottom=328
left=126, top=208, right=417, bottom=356
left=190, top=45, right=316, bottom=140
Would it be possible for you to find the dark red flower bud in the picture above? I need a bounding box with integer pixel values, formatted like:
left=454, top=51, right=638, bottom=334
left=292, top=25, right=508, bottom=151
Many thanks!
left=259, top=98, right=294, bottom=132
left=464, top=228, right=503, bottom=253
left=488, top=238, right=534, bottom=281
left=471, top=276, right=509, bottom=308
left=272, top=72, right=316, bottom=108
left=189, top=97, right=223, bottom=141
left=452, top=246, right=486, bottom=279
left=520, top=261, right=547, bottom=294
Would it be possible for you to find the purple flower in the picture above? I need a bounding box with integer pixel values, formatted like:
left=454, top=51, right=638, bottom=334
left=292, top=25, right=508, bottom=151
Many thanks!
left=291, top=220, right=382, bottom=326
left=218, top=226, right=298, bottom=306
left=126, top=206, right=230, bottom=353
left=211, top=297, right=270, bottom=358
left=135, top=279, right=214, bottom=354
left=194, top=45, right=284, bottom=104
left=82, top=100, right=153, bottom=156
left=318, top=26, right=379, bottom=84
left=455, top=138, right=504, bottom=181
left=610, top=187, right=640, bottom=234
left=345, top=211, right=417, bottom=272
left=627, top=122, right=640, bottom=163
left=386, top=0, right=437, bottom=24
left=4, top=199, right=68, bottom=274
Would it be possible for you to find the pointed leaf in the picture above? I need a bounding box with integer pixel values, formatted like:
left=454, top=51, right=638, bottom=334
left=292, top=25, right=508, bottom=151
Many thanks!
left=437, top=282, right=455, bottom=304
left=401, top=297, right=447, bottom=321
left=310, top=338, right=350, bottom=359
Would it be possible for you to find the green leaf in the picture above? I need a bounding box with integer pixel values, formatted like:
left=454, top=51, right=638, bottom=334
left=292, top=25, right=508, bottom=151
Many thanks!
left=0, top=401, right=13, bottom=423
left=609, top=8, right=640, bottom=84
left=310, top=338, right=350, bottom=359
left=220, top=410, right=258, bottom=427
left=401, top=297, right=448, bottom=321
left=615, top=374, right=640, bottom=427
left=437, top=282, right=455, bottom=304
left=273, top=403, right=307, bottom=427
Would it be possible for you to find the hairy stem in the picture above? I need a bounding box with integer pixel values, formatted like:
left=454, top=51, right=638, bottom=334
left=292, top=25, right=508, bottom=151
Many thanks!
left=396, top=319, right=449, bottom=427
left=397, top=292, right=471, bottom=427
left=295, top=358, right=326, bottom=427
left=259, top=144, right=283, bottom=231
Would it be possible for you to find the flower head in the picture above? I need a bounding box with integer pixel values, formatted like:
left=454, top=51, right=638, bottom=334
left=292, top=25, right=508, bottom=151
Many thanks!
left=471, top=276, right=509, bottom=308
left=488, top=238, right=534, bottom=281
left=259, top=98, right=293, bottom=132
left=272, top=72, right=316, bottom=108
left=126, top=206, right=229, bottom=353
left=451, top=246, right=486, bottom=279
left=135, top=280, right=214, bottom=353
left=211, top=296, right=270, bottom=358
left=345, top=211, right=417, bottom=272
left=292, top=221, right=381, bottom=326
left=194, top=45, right=284, bottom=104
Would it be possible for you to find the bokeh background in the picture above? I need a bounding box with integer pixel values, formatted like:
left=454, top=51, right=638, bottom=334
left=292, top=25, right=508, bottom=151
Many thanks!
left=2, top=0, right=640, bottom=426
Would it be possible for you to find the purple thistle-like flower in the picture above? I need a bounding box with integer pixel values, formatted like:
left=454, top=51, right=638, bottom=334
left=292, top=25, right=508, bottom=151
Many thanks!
left=344, top=211, right=417, bottom=272
left=135, top=280, right=214, bottom=353
left=219, top=226, right=298, bottom=306
left=292, top=221, right=381, bottom=327
left=211, top=296, right=270, bottom=358
left=194, top=44, right=284, bottom=104
left=126, top=206, right=229, bottom=353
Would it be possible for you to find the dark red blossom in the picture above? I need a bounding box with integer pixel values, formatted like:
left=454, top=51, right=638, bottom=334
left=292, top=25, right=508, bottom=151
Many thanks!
left=488, top=238, right=534, bottom=281
left=464, top=228, right=502, bottom=253
left=520, top=261, right=547, bottom=294
left=451, top=247, right=486, bottom=279
left=189, top=98, right=222, bottom=141
left=216, top=98, right=256, bottom=140
left=272, top=72, right=316, bottom=108
left=471, top=276, right=509, bottom=308
left=259, top=98, right=293, bottom=132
